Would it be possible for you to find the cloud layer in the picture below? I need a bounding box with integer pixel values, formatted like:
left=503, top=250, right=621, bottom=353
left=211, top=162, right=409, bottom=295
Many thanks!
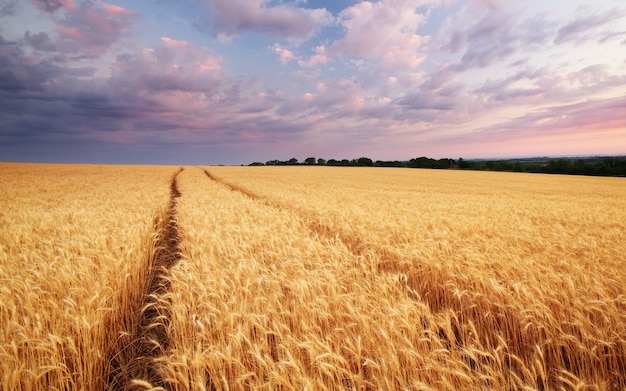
left=1, top=0, right=625, bottom=164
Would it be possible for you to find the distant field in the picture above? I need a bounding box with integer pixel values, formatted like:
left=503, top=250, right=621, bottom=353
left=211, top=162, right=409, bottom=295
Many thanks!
left=1, top=164, right=625, bottom=390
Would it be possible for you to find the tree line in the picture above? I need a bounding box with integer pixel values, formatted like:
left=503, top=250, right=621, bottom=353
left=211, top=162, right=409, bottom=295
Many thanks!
left=248, top=156, right=626, bottom=177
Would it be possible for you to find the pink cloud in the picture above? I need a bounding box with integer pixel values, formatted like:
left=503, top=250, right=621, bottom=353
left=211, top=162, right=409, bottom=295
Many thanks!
left=161, top=37, right=189, bottom=50
left=298, top=45, right=330, bottom=68
left=271, top=44, right=296, bottom=64
left=111, top=40, right=223, bottom=96
left=330, top=0, right=428, bottom=71
left=55, top=1, right=137, bottom=55
left=444, top=95, right=626, bottom=158
left=24, top=1, right=138, bottom=56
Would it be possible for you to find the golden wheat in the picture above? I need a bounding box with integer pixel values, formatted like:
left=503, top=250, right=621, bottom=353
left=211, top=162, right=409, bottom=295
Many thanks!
left=0, top=163, right=173, bottom=390
left=2, top=163, right=625, bottom=390
left=200, top=166, right=626, bottom=389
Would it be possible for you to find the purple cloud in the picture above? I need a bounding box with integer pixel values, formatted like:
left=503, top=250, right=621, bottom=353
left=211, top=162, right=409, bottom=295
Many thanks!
left=0, top=34, right=63, bottom=92
left=31, top=0, right=66, bottom=13
left=23, top=31, right=57, bottom=52
left=111, top=40, right=222, bottom=96
left=555, top=8, right=626, bottom=45
left=55, top=2, right=138, bottom=56
left=1, top=29, right=298, bottom=156
left=21, top=1, right=139, bottom=56
left=444, top=10, right=554, bottom=72
left=474, top=67, right=548, bottom=104
left=2, top=1, right=626, bottom=164
left=198, top=0, right=332, bottom=41
left=0, top=0, right=18, bottom=16
left=475, top=63, right=626, bottom=109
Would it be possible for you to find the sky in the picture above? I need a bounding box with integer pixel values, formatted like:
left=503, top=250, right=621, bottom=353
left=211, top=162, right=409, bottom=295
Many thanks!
left=1, top=0, right=625, bottom=165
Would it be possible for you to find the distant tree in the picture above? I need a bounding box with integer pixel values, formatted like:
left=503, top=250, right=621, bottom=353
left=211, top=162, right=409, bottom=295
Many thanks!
left=493, top=161, right=513, bottom=171
left=435, top=158, right=455, bottom=169
left=249, top=162, right=264, bottom=166
left=375, top=160, right=405, bottom=167
left=546, top=159, right=571, bottom=174
left=327, top=159, right=340, bottom=166
left=457, top=158, right=470, bottom=169
left=409, top=157, right=436, bottom=168
left=340, top=159, right=350, bottom=166
left=304, top=157, right=316, bottom=165
left=287, top=157, right=299, bottom=165
left=317, top=158, right=326, bottom=165
left=356, top=157, right=374, bottom=166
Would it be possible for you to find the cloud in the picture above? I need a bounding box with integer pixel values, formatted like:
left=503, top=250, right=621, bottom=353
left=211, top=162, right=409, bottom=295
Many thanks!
left=555, top=8, right=626, bottom=45
left=1, top=31, right=293, bottom=150
left=0, top=34, right=63, bottom=92
left=329, top=0, right=428, bottom=71
left=55, top=1, right=138, bottom=55
left=23, top=31, right=57, bottom=52
left=109, top=38, right=224, bottom=115
left=31, top=0, right=70, bottom=13
left=271, top=44, right=296, bottom=64
left=444, top=11, right=543, bottom=71
left=198, top=0, right=333, bottom=41
left=474, top=67, right=548, bottom=104
left=0, top=0, right=18, bottom=16
left=434, top=3, right=561, bottom=75
left=472, top=95, right=626, bottom=146
left=3, top=1, right=626, bottom=164
left=22, top=1, right=138, bottom=56
left=474, top=63, right=626, bottom=109
left=298, top=45, right=330, bottom=68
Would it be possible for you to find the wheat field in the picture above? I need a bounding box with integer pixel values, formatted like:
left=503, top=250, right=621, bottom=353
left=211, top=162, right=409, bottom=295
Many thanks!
left=1, top=163, right=625, bottom=390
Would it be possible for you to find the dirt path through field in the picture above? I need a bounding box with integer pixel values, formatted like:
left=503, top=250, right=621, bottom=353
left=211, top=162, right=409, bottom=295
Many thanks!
left=107, top=168, right=183, bottom=390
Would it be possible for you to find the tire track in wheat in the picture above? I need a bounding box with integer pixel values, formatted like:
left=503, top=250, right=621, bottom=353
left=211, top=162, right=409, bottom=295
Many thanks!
left=200, top=167, right=626, bottom=389
left=201, top=168, right=368, bottom=254
left=107, top=168, right=183, bottom=391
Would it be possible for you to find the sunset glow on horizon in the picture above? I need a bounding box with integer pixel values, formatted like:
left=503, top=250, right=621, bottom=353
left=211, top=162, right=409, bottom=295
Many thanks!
left=1, top=0, right=625, bottom=165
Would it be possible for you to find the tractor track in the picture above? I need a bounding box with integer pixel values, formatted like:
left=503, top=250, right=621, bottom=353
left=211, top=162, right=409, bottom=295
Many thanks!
left=201, top=168, right=370, bottom=255
left=199, top=167, right=626, bottom=389
left=107, top=168, right=183, bottom=391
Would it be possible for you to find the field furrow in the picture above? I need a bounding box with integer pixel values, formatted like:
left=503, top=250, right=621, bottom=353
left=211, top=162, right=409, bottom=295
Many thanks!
left=161, top=167, right=496, bottom=390
left=206, top=166, right=626, bottom=389
left=3, top=163, right=625, bottom=390
left=202, top=168, right=360, bottom=252
left=0, top=164, right=174, bottom=390
left=107, top=168, right=184, bottom=390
